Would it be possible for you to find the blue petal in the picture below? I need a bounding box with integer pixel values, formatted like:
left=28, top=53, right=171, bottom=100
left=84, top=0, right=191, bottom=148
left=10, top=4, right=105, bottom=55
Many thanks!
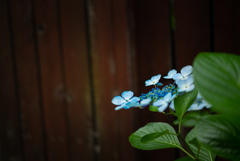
left=145, top=79, right=153, bottom=86
left=126, top=101, right=140, bottom=107
left=122, top=91, right=133, bottom=100
left=151, top=74, right=161, bottom=84
left=111, top=96, right=125, bottom=105
left=129, top=96, right=140, bottom=102
left=158, top=103, right=168, bottom=112
left=115, top=104, right=125, bottom=110
left=181, top=65, right=192, bottom=77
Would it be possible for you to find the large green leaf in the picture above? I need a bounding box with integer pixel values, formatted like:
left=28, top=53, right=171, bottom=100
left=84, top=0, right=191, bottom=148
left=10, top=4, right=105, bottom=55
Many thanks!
left=194, top=115, right=240, bottom=160
left=174, top=88, right=198, bottom=128
left=186, top=128, right=216, bottom=161
left=193, top=52, right=240, bottom=121
left=175, top=156, right=195, bottom=161
left=129, top=122, right=181, bottom=150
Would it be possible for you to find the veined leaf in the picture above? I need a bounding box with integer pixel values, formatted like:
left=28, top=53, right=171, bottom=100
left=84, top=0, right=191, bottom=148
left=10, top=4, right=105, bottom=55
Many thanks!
left=141, top=130, right=170, bottom=143
left=186, top=128, right=216, bottom=161
left=174, top=88, right=198, bottom=128
left=193, top=52, right=240, bottom=122
left=194, top=115, right=240, bottom=160
left=129, top=122, right=181, bottom=150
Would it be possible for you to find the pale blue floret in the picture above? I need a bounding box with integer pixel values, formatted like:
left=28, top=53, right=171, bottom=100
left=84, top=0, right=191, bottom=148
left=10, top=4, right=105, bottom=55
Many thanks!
left=145, top=74, right=162, bottom=86
left=112, top=91, right=140, bottom=110
left=172, top=65, right=193, bottom=81
left=127, top=98, right=151, bottom=109
left=177, top=77, right=195, bottom=93
left=163, top=69, right=177, bottom=79
left=153, top=92, right=176, bottom=112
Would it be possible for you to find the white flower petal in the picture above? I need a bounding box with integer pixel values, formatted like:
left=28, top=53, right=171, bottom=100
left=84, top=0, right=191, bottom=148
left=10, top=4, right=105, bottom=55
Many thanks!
left=153, top=99, right=166, bottom=106
left=164, top=69, right=177, bottom=79
left=169, top=101, right=175, bottom=110
left=122, top=91, right=133, bottom=100
left=111, top=96, right=126, bottom=105
left=158, top=103, right=168, bottom=112
left=164, top=93, right=172, bottom=102
left=181, top=65, right=193, bottom=77
left=151, top=74, right=161, bottom=84
left=140, top=98, right=151, bottom=106
left=185, top=84, right=195, bottom=92
left=172, top=73, right=184, bottom=80
left=186, top=77, right=194, bottom=85
left=145, top=79, right=153, bottom=86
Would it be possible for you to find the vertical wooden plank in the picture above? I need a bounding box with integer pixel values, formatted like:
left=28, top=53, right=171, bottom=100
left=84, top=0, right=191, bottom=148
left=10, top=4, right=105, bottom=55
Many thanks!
left=59, top=0, right=93, bottom=160
left=174, top=0, right=211, bottom=67
left=34, top=0, right=68, bottom=160
left=174, top=0, right=211, bottom=158
left=131, top=0, right=174, bottom=160
left=88, top=0, right=135, bottom=160
left=0, top=1, right=23, bottom=161
left=9, top=0, right=46, bottom=160
left=213, top=0, right=240, bottom=55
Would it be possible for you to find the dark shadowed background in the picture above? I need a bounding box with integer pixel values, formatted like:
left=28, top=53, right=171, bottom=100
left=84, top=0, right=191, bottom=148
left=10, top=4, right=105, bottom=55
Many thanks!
left=0, top=0, right=239, bottom=161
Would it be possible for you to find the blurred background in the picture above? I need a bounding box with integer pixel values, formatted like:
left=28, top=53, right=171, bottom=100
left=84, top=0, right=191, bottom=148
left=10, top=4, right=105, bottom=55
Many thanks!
left=0, top=0, right=239, bottom=161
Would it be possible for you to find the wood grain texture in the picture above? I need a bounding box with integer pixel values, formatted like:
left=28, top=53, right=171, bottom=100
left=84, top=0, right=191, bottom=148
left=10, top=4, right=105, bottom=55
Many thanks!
left=88, top=0, right=135, bottom=160
left=131, top=0, right=174, bottom=160
left=213, top=0, right=240, bottom=55
left=174, top=0, right=211, bottom=68
left=9, top=0, right=46, bottom=160
left=58, top=0, right=94, bottom=160
left=34, top=0, right=68, bottom=160
left=0, top=0, right=23, bottom=161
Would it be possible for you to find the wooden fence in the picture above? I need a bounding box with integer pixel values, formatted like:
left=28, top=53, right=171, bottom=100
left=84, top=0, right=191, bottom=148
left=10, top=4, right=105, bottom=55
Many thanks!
left=0, top=0, right=239, bottom=160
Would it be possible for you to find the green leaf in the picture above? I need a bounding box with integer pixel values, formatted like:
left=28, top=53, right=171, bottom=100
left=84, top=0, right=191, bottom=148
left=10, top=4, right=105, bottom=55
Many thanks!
left=141, top=130, right=170, bottom=143
left=175, top=156, right=195, bottom=161
left=193, top=52, right=240, bottom=122
left=186, top=128, right=216, bottom=161
left=194, top=115, right=240, bottom=160
left=174, top=88, right=198, bottom=127
left=129, top=122, right=181, bottom=150
left=174, top=111, right=209, bottom=127
left=149, top=105, right=158, bottom=112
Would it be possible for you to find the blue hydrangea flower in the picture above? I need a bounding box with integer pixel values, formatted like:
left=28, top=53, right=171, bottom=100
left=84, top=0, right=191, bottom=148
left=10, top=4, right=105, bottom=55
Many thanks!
left=145, top=74, right=162, bottom=86
left=177, top=77, right=195, bottom=92
left=163, top=69, right=177, bottom=79
left=112, top=91, right=140, bottom=110
left=153, top=92, right=176, bottom=112
left=127, top=98, right=151, bottom=109
left=139, top=84, right=178, bottom=102
left=172, top=65, right=193, bottom=81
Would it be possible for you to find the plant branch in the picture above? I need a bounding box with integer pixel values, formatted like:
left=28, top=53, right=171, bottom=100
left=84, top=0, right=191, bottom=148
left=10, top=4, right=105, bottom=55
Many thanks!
left=165, top=113, right=196, bottom=159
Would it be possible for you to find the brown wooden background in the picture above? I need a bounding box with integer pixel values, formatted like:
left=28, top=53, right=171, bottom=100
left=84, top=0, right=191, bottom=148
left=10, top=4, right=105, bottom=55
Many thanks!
left=0, top=0, right=239, bottom=161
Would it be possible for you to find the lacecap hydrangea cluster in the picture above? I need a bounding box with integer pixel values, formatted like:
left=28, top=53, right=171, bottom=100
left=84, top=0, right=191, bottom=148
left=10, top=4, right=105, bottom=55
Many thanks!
left=111, top=65, right=212, bottom=112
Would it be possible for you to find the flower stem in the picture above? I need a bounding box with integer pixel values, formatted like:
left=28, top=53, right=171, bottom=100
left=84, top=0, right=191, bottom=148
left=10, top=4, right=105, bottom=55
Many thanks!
left=165, top=113, right=196, bottom=159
